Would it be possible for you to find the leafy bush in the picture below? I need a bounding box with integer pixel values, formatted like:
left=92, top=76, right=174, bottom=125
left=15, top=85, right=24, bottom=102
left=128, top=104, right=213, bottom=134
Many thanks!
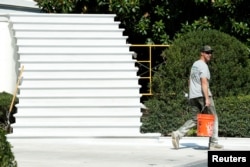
left=0, top=129, right=17, bottom=167
left=34, top=0, right=101, bottom=13
left=141, top=29, right=250, bottom=136
left=0, top=92, right=18, bottom=130
left=34, top=0, right=77, bottom=13
left=216, top=96, right=250, bottom=137
left=141, top=97, right=192, bottom=136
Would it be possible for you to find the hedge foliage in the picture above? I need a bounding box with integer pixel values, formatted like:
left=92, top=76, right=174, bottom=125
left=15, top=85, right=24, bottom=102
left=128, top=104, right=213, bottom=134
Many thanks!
left=141, top=29, right=250, bottom=137
left=0, top=92, right=18, bottom=166
left=216, top=96, right=250, bottom=137
left=0, top=129, right=17, bottom=167
left=0, top=92, right=17, bottom=127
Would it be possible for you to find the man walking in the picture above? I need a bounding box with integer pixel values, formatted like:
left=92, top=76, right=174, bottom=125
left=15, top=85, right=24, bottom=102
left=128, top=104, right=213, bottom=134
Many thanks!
left=171, top=45, right=223, bottom=150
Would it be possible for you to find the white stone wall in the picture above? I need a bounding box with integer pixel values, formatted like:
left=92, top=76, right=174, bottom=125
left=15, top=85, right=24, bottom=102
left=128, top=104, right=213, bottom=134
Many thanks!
left=0, top=15, right=17, bottom=94
left=0, top=0, right=39, bottom=13
left=0, top=1, right=39, bottom=93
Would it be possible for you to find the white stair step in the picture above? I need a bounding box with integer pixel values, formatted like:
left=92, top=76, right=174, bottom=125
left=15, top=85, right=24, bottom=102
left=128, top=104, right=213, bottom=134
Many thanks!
left=13, top=119, right=141, bottom=126
left=16, top=104, right=141, bottom=108
left=19, top=78, right=138, bottom=88
left=8, top=129, right=143, bottom=138
left=19, top=59, right=134, bottom=63
left=19, top=79, right=139, bottom=87
left=15, top=108, right=142, bottom=117
left=14, top=30, right=124, bottom=38
left=17, top=43, right=128, bottom=47
left=15, top=117, right=140, bottom=123
left=18, top=97, right=140, bottom=106
left=19, top=87, right=140, bottom=96
left=20, top=77, right=139, bottom=80
left=19, top=60, right=135, bottom=63
left=18, top=62, right=135, bottom=70
left=18, top=45, right=130, bottom=53
left=18, top=53, right=134, bottom=61
left=12, top=22, right=120, bottom=30
left=10, top=14, right=117, bottom=23
left=15, top=104, right=140, bottom=110
left=22, top=70, right=137, bottom=78
left=17, top=95, right=140, bottom=98
left=17, top=37, right=127, bottom=45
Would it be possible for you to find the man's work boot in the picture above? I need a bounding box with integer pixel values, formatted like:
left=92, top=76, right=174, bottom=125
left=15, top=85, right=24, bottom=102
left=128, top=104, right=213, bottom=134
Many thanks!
left=209, top=143, right=224, bottom=150
left=171, top=131, right=180, bottom=149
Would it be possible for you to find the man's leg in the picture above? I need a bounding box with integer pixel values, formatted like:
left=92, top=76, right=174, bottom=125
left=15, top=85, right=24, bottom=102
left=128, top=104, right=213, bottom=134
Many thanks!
left=171, top=119, right=196, bottom=149
left=208, top=97, right=218, bottom=143
left=208, top=97, right=223, bottom=150
left=171, top=98, right=200, bottom=149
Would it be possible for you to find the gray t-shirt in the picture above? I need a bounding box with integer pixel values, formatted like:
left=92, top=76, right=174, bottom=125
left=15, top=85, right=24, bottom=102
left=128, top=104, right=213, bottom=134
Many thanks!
left=189, top=60, right=212, bottom=99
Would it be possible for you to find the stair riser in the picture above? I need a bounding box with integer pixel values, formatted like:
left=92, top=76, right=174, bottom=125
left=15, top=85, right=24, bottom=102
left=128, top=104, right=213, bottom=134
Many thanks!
left=19, top=54, right=133, bottom=61
left=18, top=46, right=130, bottom=53
left=15, top=31, right=124, bottom=38
left=17, top=38, right=126, bottom=45
left=8, top=128, right=143, bottom=138
left=22, top=71, right=137, bottom=78
left=19, top=89, right=140, bottom=97
left=13, top=23, right=120, bottom=30
left=10, top=15, right=117, bottom=23
left=15, top=108, right=142, bottom=117
left=18, top=62, right=135, bottom=70
left=13, top=121, right=142, bottom=127
left=18, top=98, right=140, bottom=106
left=14, top=117, right=141, bottom=123
left=19, top=80, right=139, bottom=87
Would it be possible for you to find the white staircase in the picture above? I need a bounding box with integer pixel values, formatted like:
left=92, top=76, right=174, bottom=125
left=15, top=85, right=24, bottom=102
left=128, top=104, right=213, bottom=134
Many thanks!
left=7, top=13, right=159, bottom=138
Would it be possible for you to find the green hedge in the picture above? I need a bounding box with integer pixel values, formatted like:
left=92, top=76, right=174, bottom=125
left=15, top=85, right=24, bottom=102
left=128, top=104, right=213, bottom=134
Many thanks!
left=141, top=95, right=250, bottom=137
left=141, top=29, right=250, bottom=137
left=216, top=96, right=250, bottom=137
left=0, top=129, right=17, bottom=167
left=141, top=94, right=191, bottom=136
left=0, top=92, right=17, bottom=128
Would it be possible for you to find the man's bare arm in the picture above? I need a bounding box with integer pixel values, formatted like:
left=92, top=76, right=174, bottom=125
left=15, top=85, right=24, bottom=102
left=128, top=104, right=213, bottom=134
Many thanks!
left=201, top=77, right=210, bottom=106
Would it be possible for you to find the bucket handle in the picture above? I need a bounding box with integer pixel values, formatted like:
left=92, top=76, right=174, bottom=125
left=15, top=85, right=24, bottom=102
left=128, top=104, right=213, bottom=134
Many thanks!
left=201, top=106, right=208, bottom=114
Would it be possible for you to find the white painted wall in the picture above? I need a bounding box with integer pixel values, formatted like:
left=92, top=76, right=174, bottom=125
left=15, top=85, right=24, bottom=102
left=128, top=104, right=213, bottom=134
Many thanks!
left=0, top=15, right=17, bottom=94
left=0, top=0, right=39, bottom=13
left=0, top=0, right=38, bottom=8
left=0, top=1, right=39, bottom=93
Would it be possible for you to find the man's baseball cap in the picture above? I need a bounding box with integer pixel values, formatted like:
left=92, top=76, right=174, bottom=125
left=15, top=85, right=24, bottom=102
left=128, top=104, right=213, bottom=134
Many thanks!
left=200, top=45, right=213, bottom=52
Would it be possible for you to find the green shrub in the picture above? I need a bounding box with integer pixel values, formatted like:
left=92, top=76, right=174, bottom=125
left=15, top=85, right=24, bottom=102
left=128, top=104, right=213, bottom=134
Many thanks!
left=0, top=92, right=18, bottom=130
left=0, top=129, right=17, bottom=167
left=141, top=29, right=250, bottom=136
left=216, top=96, right=250, bottom=137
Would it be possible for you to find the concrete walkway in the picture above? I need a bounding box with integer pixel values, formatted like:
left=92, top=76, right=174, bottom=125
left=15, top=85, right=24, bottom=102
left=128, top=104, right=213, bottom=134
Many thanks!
left=8, top=137, right=250, bottom=167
